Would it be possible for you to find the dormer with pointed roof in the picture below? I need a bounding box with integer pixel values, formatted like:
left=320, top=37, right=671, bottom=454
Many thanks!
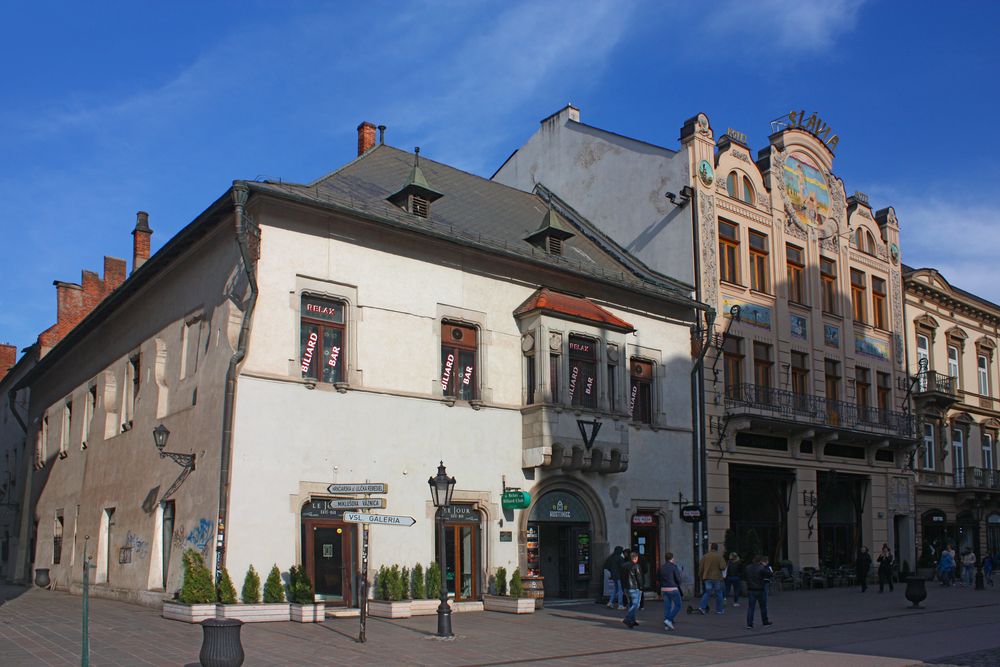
left=524, top=204, right=575, bottom=256
left=387, top=147, right=443, bottom=218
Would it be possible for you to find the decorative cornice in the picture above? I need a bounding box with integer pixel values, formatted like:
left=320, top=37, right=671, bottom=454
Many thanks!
left=905, top=280, right=1000, bottom=326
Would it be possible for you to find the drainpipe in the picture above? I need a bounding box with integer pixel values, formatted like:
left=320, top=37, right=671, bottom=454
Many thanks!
left=216, top=182, right=258, bottom=577
left=7, top=386, right=29, bottom=583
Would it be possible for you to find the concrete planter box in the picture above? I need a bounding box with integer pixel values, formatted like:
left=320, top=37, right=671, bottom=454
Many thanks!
left=368, top=600, right=412, bottom=618
left=290, top=602, right=326, bottom=623
left=451, top=600, right=484, bottom=613
left=217, top=603, right=291, bottom=622
left=483, top=595, right=534, bottom=614
left=162, top=601, right=218, bottom=623
left=409, top=599, right=441, bottom=616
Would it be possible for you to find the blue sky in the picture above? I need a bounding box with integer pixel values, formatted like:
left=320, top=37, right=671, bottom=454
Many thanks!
left=2, top=1, right=998, bottom=352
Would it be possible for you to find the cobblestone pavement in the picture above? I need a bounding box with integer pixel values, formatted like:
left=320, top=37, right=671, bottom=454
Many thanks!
left=929, top=647, right=1000, bottom=667
left=1, top=581, right=997, bottom=666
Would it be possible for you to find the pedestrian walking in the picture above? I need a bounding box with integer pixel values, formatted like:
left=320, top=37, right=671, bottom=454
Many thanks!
left=724, top=553, right=744, bottom=607
left=658, top=552, right=683, bottom=631
left=877, top=543, right=894, bottom=593
left=622, top=551, right=643, bottom=628
left=937, top=547, right=955, bottom=586
left=962, top=549, right=976, bottom=586
left=744, top=555, right=773, bottom=630
left=856, top=546, right=872, bottom=592
left=693, top=543, right=726, bottom=615
left=603, top=546, right=625, bottom=610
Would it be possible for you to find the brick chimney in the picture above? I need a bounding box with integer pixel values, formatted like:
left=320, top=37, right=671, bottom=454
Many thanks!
left=132, top=211, right=152, bottom=273
left=81, top=270, right=102, bottom=312
left=357, top=121, right=376, bottom=156
left=0, top=343, right=15, bottom=380
left=38, top=281, right=85, bottom=352
left=104, top=256, right=127, bottom=293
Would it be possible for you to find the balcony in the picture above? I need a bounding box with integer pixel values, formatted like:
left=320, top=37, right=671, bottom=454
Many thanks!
left=956, top=467, right=1000, bottom=492
left=912, top=371, right=960, bottom=410
left=724, top=383, right=916, bottom=441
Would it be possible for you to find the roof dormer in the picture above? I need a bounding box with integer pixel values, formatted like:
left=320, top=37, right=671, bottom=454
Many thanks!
left=387, top=147, right=443, bottom=218
left=524, top=204, right=575, bottom=256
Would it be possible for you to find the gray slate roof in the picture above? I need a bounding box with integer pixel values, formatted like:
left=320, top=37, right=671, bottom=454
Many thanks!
left=254, top=144, right=696, bottom=305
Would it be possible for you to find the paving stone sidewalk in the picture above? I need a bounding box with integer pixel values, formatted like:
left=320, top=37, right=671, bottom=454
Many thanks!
left=2, top=582, right=997, bottom=666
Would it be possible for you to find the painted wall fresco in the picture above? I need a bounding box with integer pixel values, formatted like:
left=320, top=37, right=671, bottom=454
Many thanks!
left=782, top=153, right=831, bottom=230
left=722, top=297, right=771, bottom=330
left=824, top=324, right=840, bottom=348
left=791, top=314, right=807, bottom=340
left=855, top=333, right=890, bottom=361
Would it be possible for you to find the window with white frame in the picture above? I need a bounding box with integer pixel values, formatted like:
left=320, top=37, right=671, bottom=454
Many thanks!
left=953, top=428, right=966, bottom=485
left=978, top=354, right=990, bottom=396
left=917, top=334, right=930, bottom=391
left=948, top=345, right=960, bottom=382
left=923, top=422, right=935, bottom=470
left=984, top=432, right=995, bottom=470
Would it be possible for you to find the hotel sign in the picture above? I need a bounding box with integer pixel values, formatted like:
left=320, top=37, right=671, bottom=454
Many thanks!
left=784, top=110, right=840, bottom=152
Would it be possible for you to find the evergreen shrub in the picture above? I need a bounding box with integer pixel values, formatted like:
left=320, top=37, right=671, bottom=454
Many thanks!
left=242, top=565, right=261, bottom=604
left=178, top=549, right=215, bottom=604
left=263, top=565, right=285, bottom=603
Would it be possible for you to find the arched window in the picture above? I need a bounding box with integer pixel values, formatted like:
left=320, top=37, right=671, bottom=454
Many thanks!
left=726, top=171, right=738, bottom=198
left=854, top=227, right=864, bottom=249
left=865, top=230, right=877, bottom=254
left=742, top=176, right=755, bottom=205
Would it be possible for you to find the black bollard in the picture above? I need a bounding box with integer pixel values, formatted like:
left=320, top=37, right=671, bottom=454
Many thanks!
left=904, top=577, right=927, bottom=609
left=199, top=618, right=245, bottom=667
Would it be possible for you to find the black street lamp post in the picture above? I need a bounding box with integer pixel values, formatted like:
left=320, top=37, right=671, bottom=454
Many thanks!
left=428, top=461, right=456, bottom=638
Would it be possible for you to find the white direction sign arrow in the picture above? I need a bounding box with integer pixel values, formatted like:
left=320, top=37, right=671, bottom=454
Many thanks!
left=327, top=498, right=386, bottom=509
left=327, top=483, right=387, bottom=494
left=344, top=512, right=415, bottom=527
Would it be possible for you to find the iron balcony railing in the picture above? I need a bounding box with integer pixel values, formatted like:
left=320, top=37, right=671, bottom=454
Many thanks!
left=724, top=383, right=916, bottom=439
left=956, top=467, right=1000, bottom=491
left=913, top=371, right=958, bottom=396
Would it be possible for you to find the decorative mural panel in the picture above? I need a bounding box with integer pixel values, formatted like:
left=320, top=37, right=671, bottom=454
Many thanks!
left=791, top=314, right=807, bottom=340
left=722, top=298, right=771, bottom=330
left=825, top=324, right=840, bottom=348
left=782, top=153, right=831, bottom=231
left=700, top=194, right=718, bottom=311
left=855, top=333, right=890, bottom=361
left=890, top=267, right=905, bottom=367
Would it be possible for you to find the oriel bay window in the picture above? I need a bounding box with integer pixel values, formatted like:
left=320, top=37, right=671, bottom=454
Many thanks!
left=719, top=221, right=740, bottom=284
left=821, top=258, right=837, bottom=314
left=441, top=322, right=478, bottom=400
left=568, top=335, right=597, bottom=409
left=872, top=277, right=887, bottom=329
left=749, top=230, right=769, bottom=292
left=629, top=358, right=653, bottom=423
left=300, top=295, right=346, bottom=384
left=786, top=244, right=805, bottom=304
left=850, top=269, right=867, bottom=323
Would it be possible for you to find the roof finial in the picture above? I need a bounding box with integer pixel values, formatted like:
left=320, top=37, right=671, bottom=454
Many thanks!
left=414, top=146, right=420, bottom=167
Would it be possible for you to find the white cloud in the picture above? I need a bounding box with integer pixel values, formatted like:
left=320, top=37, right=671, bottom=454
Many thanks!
left=706, top=0, right=867, bottom=55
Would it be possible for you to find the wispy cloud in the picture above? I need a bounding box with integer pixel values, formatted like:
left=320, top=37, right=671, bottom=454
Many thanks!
left=706, top=0, right=867, bottom=55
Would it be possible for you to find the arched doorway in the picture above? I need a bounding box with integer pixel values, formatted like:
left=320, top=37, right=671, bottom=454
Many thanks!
left=920, top=509, right=951, bottom=568
left=527, top=490, right=593, bottom=599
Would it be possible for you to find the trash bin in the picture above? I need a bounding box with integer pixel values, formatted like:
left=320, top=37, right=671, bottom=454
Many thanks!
left=199, top=617, right=244, bottom=667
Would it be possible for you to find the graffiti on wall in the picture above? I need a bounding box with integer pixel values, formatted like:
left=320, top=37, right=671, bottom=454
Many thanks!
left=125, top=530, right=149, bottom=560
left=185, top=518, right=215, bottom=558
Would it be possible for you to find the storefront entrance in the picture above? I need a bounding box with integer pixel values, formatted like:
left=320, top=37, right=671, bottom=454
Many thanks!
left=301, top=500, right=356, bottom=606
left=437, top=504, right=481, bottom=601
left=631, top=513, right=659, bottom=591
left=817, top=472, right=868, bottom=568
left=729, top=465, right=793, bottom=563
left=527, top=491, right=592, bottom=599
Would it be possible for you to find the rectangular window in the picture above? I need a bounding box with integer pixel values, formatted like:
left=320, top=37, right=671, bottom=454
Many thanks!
left=786, top=244, right=805, bottom=304
left=61, top=401, right=72, bottom=455
left=953, top=428, right=966, bottom=485
left=607, top=361, right=618, bottom=413
left=53, top=513, right=64, bottom=565
left=825, top=359, right=841, bottom=425
left=629, top=358, right=653, bottom=424
left=821, top=258, right=837, bottom=314
left=718, top=221, right=740, bottom=284
left=180, top=315, right=204, bottom=380
left=525, top=352, right=536, bottom=405
left=983, top=433, right=994, bottom=470
left=84, top=385, right=96, bottom=449
left=791, top=351, right=809, bottom=397
left=723, top=336, right=743, bottom=397
left=753, top=342, right=772, bottom=389
left=872, top=278, right=887, bottom=329
left=440, top=322, right=478, bottom=401
left=850, top=269, right=866, bottom=323
left=948, top=345, right=960, bottom=381
left=749, top=230, right=769, bottom=292
left=568, top=336, right=597, bottom=409
left=877, top=372, right=891, bottom=417
left=855, top=367, right=870, bottom=411
left=123, top=355, right=139, bottom=430
left=978, top=354, right=990, bottom=396
left=923, top=422, right=935, bottom=471
left=549, top=353, right=560, bottom=403
left=301, top=295, right=347, bottom=385
left=916, top=334, right=930, bottom=391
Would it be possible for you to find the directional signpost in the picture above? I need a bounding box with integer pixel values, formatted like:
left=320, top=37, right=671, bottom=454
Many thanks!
left=325, top=481, right=411, bottom=644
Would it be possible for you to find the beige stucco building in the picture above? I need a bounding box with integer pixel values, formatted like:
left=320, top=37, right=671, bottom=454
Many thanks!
left=904, top=266, right=1000, bottom=567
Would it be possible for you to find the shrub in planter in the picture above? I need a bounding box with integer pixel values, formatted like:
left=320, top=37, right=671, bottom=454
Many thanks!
left=388, top=565, right=404, bottom=601
left=288, top=564, right=324, bottom=622
left=263, top=565, right=285, bottom=603
left=375, top=565, right=389, bottom=601
left=495, top=566, right=508, bottom=596
left=426, top=561, right=441, bottom=598
left=401, top=567, right=411, bottom=600
left=162, top=549, right=217, bottom=623
left=369, top=563, right=413, bottom=618
left=217, top=566, right=238, bottom=604
left=509, top=570, right=524, bottom=599
left=242, top=565, right=261, bottom=604
left=412, top=563, right=425, bottom=599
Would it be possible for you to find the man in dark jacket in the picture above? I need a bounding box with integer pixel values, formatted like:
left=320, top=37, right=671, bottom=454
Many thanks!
left=658, top=552, right=683, bottom=630
left=603, top=546, right=625, bottom=609
left=622, top=551, right=643, bottom=628
left=744, top=555, right=773, bottom=630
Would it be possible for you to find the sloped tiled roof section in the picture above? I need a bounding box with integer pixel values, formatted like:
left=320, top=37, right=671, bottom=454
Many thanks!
left=514, top=288, right=635, bottom=333
left=262, top=145, right=634, bottom=276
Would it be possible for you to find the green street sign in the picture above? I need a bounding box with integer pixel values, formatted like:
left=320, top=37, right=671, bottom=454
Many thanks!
left=501, top=490, right=531, bottom=510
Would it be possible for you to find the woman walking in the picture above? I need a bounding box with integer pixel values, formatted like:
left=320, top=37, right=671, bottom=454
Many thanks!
left=877, top=543, right=894, bottom=593
left=856, top=546, right=872, bottom=592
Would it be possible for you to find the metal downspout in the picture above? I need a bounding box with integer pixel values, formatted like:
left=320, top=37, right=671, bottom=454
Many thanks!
left=216, top=183, right=257, bottom=576
left=7, top=386, right=29, bottom=582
